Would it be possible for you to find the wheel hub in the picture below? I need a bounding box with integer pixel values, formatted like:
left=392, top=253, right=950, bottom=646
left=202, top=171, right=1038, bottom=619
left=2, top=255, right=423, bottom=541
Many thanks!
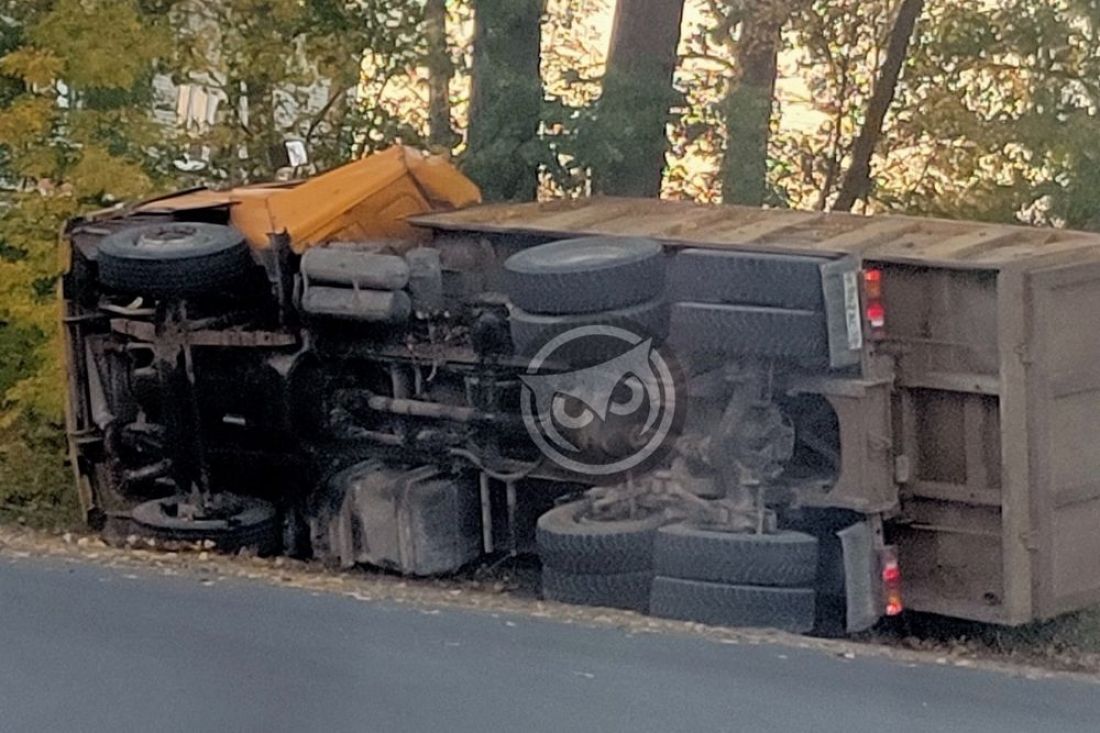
left=136, top=226, right=199, bottom=251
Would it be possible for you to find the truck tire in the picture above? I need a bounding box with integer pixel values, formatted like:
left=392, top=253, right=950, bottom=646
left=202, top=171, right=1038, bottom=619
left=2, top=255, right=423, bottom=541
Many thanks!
left=130, top=496, right=280, bottom=555
left=668, top=249, right=827, bottom=311
left=541, top=568, right=651, bottom=612
left=510, top=298, right=669, bottom=358
left=650, top=577, right=816, bottom=633
left=654, top=525, right=818, bottom=587
left=503, top=237, right=665, bottom=315
left=97, top=223, right=252, bottom=298
left=668, top=302, right=828, bottom=361
left=537, top=501, right=664, bottom=575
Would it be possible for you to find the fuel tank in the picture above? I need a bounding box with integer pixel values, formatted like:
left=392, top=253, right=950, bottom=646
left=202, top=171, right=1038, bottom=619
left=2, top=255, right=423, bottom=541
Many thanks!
left=310, top=461, right=482, bottom=576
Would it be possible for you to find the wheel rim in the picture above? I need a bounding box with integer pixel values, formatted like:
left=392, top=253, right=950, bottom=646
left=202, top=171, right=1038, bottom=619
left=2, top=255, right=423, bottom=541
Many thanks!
left=135, top=225, right=201, bottom=253
left=132, top=495, right=275, bottom=533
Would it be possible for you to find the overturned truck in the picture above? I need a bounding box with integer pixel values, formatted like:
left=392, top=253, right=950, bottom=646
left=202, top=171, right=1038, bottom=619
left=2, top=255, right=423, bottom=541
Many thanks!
left=62, top=146, right=1100, bottom=633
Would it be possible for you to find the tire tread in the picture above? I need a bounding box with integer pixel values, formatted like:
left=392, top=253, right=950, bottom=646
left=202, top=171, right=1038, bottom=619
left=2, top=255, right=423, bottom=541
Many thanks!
left=536, top=502, right=663, bottom=574
left=542, top=568, right=651, bottom=612
left=504, top=238, right=665, bottom=314
left=650, top=576, right=815, bottom=633
left=654, top=525, right=818, bottom=587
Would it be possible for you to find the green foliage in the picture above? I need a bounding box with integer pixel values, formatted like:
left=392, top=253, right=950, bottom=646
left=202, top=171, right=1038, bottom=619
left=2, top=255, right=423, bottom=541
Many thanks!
left=0, top=0, right=428, bottom=524
left=0, top=1, right=169, bottom=524
left=770, top=0, right=897, bottom=210
left=463, top=0, right=544, bottom=201
left=539, top=0, right=614, bottom=197
left=0, top=416, right=77, bottom=529
left=30, top=0, right=168, bottom=91
left=663, top=2, right=729, bottom=203
left=0, top=319, right=40, bottom=398
left=771, top=0, right=1100, bottom=225
left=174, top=0, right=424, bottom=183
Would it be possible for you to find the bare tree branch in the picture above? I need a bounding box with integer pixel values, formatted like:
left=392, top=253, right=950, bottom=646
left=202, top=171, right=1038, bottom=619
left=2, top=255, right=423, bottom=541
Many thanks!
left=304, top=86, right=349, bottom=146
left=833, top=0, right=925, bottom=211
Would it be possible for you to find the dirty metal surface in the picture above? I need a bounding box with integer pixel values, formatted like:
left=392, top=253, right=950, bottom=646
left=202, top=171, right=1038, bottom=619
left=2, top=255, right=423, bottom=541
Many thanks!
left=109, top=319, right=298, bottom=348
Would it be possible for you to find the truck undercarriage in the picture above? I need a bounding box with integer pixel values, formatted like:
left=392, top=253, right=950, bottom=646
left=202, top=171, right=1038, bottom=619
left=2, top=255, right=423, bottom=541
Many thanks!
left=72, top=145, right=1100, bottom=632
left=63, top=163, right=880, bottom=634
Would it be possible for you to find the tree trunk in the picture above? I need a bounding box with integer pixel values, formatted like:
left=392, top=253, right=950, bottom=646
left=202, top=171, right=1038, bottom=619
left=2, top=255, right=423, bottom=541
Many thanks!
left=465, top=0, right=543, bottom=202
left=720, top=4, right=785, bottom=207
left=833, top=0, right=924, bottom=212
left=424, top=0, right=455, bottom=151
left=591, top=0, right=686, bottom=197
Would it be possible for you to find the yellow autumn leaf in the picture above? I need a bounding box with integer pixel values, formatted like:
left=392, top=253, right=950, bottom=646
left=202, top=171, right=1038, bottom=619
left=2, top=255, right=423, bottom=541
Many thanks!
left=30, top=0, right=169, bottom=92
left=0, top=97, right=55, bottom=148
left=67, top=145, right=154, bottom=202
left=0, top=47, right=65, bottom=87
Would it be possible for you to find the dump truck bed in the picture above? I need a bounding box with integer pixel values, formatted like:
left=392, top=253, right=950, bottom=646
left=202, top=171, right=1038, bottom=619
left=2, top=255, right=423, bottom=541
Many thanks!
left=416, top=199, right=1100, bottom=625
left=412, top=198, right=1100, bottom=271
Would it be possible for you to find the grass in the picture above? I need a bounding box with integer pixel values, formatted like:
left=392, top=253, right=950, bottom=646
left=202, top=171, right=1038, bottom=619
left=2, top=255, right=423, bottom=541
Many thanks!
left=872, top=609, right=1100, bottom=673
left=0, top=424, right=81, bottom=531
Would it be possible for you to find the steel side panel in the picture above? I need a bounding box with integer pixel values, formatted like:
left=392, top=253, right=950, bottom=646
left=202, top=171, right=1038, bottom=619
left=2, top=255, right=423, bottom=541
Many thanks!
left=996, top=268, right=1035, bottom=624
left=893, top=267, right=1034, bottom=624
left=1025, top=259, right=1100, bottom=619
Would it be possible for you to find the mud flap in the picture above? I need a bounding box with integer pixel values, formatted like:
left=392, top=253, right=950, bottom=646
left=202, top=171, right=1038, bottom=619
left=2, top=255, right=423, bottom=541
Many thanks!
left=838, top=521, right=880, bottom=633
left=819, top=256, right=863, bottom=369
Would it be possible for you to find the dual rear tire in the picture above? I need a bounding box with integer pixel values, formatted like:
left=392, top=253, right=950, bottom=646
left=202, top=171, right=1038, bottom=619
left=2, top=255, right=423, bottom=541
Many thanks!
left=537, top=502, right=819, bottom=632
left=649, top=524, right=819, bottom=633
left=536, top=502, right=663, bottom=612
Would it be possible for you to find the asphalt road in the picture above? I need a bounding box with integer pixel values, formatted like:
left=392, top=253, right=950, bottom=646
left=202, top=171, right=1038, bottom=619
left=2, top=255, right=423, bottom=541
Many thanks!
left=1, top=555, right=1097, bottom=733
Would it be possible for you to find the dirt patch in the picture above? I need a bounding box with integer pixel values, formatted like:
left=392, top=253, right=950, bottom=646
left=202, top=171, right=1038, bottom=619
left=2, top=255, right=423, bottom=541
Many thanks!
left=1, top=523, right=1098, bottom=683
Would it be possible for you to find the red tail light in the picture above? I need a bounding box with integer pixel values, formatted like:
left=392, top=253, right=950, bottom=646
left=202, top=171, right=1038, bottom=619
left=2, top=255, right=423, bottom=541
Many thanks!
left=863, top=268, right=886, bottom=338
left=866, top=302, right=886, bottom=330
left=881, top=545, right=903, bottom=616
